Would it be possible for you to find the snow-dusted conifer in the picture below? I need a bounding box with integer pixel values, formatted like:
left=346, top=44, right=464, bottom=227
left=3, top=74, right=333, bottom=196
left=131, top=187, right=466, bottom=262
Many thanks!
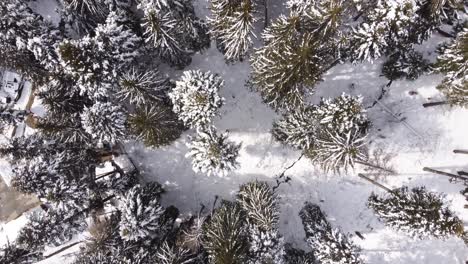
left=58, top=0, right=108, bottom=35
left=315, top=94, right=369, bottom=134
left=0, top=242, right=42, bottom=264
left=117, top=67, right=170, bottom=106
left=300, top=202, right=362, bottom=264
left=209, top=0, right=256, bottom=61
left=81, top=101, right=127, bottom=146
left=382, top=48, right=431, bottom=81
left=129, top=104, right=185, bottom=148
left=272, top=106, right=319, bottom=150
left=155, top=241, right=193, bottom=264
left=118, top=183, right=165, bottom=241
left=306, top=129, right=367, bottom=173
left=16, top=208, right=86, bottom=251
left=284, top=246, right=316, bottom=264
left=187, top=126, right=241, bottom=176
left=203, top=200, right=249, bottom=264
left=170, top=70, right=225, bottom=128
left=435, top=29, right=468, bottom=106
left=368, top=186, right=465, bottom=239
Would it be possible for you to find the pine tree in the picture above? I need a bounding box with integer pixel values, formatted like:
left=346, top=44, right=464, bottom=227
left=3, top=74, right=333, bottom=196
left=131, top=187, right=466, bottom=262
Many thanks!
left=272, top=106, right=319, bottom=150
left=203, top=200, right=249, bottom=264
left=128, top=104, right=185, bottom=148
left=434, top=29, right=468, bottom=106
left=209, top=0, right=257, bottom=61
left=81, top=101, right=127, bottom=146
left=16, top=208, right=87, bottom=251
left=139, top=0, right=210, bottom=67
left=283, top=246, right=316, bottom=264
left=116, top=67, right=170, bottom=106
left=237, top=181, right=284, bottom=264
left=368, top=186, right=465, bottom=239
left=382, top=48, right=431, bottom=81
left=169, top=70, right=225, bottom=128
left=300, top=202, right=362, bottom=264
left=0, top=134, right=52, bottom=161
left=0, top=242, right=43, bottom=264
left=58, top=0, right=109, bottom=35
left=155, top=241, right=194, bottom=264
left=118, top=183, right=165, bottom=242
left=186, top=126, right=241, bottom=177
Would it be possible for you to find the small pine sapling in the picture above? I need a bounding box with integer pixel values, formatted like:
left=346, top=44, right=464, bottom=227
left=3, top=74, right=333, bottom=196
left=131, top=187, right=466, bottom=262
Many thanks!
left=81, top=101, right=127, bottom=146
left=169, top=70, right=225, bottom=128
left=299, top=202, right=362, bottom=264
left=368, top=186, right=466, bottom=239
left=203, top=201, right=249, bottom=264
left=118, top=183, right=165, bottom=242
left=128, top=104, right=185, bottom=148
left=186, top=126, right=241, bottom=176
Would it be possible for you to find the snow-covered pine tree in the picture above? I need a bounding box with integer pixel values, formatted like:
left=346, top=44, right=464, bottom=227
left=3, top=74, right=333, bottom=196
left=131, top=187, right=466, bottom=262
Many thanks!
left=237, top=181, right=284, bottom=264
left=155, top=241, right=194, bottom=264
left=272, top=106, right=320, bottom=150
left=315, top=93, right=370, bottom=135
left=117, top=67, right=170, bottom=106
left=203, top=200, right=249, bottom=264
left=58, top=0, right=109, bottom=35
left=368, top=186, right=466, bottom=239
left=382, top=48, right=431, bottom=81
left=349, top=0, right=419, bottom=62
left=0, top=134, right=52, bottom=161
left=0, top=242, right=43, bottom=264
left=299, top=202, right=362, bottom=264
left=170, top=70, right=225, bottom=128
left=208, top=0, right=257, bottom=61
left=186, top=126, right=241, bottom=176
left=283, top=245, right=316, bottom=264
left=118, top=183, right=165, bottom=241
left=434, top=29, right=468, bottom=106
left=129, top=104, right=185, bottom=148
left=37, top=113, right=93, bottom=145
left=250, top=0, right=347, bottom=110
left=16, top=208, right=87, bottom=251
left=306, top=129, right=367, bottom=173
left=81, top=101, right=127, bottom=146
left=139, top=0, right=210, bottom=67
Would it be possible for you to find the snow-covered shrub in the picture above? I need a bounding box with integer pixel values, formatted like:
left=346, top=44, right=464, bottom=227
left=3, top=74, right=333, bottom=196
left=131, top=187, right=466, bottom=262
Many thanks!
left=315, top=94, right=369, bottom=135
left=117, top=67, right=170, bottom=106
left=247, top=225, right=285, bottom=264
left=81, top=101, right=127, bottom=145
left=306, top=129, right=367, bottom=173
left=382, top=49, right=431, bottom=81
left=272, top=106, right=319, bottom=150
left=129, top=104, right=185, bottom=148
left=368, top=186, right=465, bottom=239
left=118, top=183, right=165, bottom=241
left=170, top=70, right=225, bottom=128
left=186, top=126, right=241, bottom=176
left=203, top=200, right=249, bottom=264
left=180, top=215, right=206, bottom=252
left=300, top=202, right=362, bottom=264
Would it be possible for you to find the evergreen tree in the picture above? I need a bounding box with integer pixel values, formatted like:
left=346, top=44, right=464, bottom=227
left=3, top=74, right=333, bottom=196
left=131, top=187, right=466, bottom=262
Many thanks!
left=116, top=67, right=170, bottom=106
left=237, top=181, right=284, bottom=264
left=155, top=241, right=194, bottom=264
left=81, top=101, right=127, bottom=146
left=272, top=106, right=319, bottom=150
left=368, top=186, right=466, bottom=239
left=169, top=70, right=225, bottom=128
left=382, top=48, right=431, bottom=81
left=0, top=242, right=43, bottom=264
left=58, top=0, right=109, bottom=35
left=139, top=0, right=210, bottom=67
left=186, top=126, right=241, bottom=176
left=283, top=246, right=316, bottom=264
left=16, top=208, right=87, bottom=251
left=434, top=29, right=468, bottom=106
left=203, top=201, right=249, bottom=264
left=300, top=202, right=362, bottom=264
left=128, top=104, right=185, bottom=148
left=209, top=0, right=257, bottom=61
left=118, top=183, right=165, bottom=241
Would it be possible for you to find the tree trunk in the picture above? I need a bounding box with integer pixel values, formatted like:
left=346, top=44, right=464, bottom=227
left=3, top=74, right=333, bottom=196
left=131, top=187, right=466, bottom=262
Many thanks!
left=423, top=101, right=448, bottom=108
left=436, top=28, right=455, bottom=38
left=355, top=160, right=396, bottom=174
left=358, top=174, right=394, bottom=193
left=423, top=167, right=468, bottom=181
left=264, top=0, right=269, bottom=29
left=457, top=171, right=468, bottom=177
left=43, top=241, right=83, bottom=259
left=95, top=170, right=117, bottom=180
left=454, top=150, right=468, bottom=155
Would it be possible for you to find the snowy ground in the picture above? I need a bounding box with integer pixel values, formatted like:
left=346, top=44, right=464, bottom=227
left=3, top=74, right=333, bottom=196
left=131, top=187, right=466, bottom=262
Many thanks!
left=0, top=0, right=467, bottom=263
